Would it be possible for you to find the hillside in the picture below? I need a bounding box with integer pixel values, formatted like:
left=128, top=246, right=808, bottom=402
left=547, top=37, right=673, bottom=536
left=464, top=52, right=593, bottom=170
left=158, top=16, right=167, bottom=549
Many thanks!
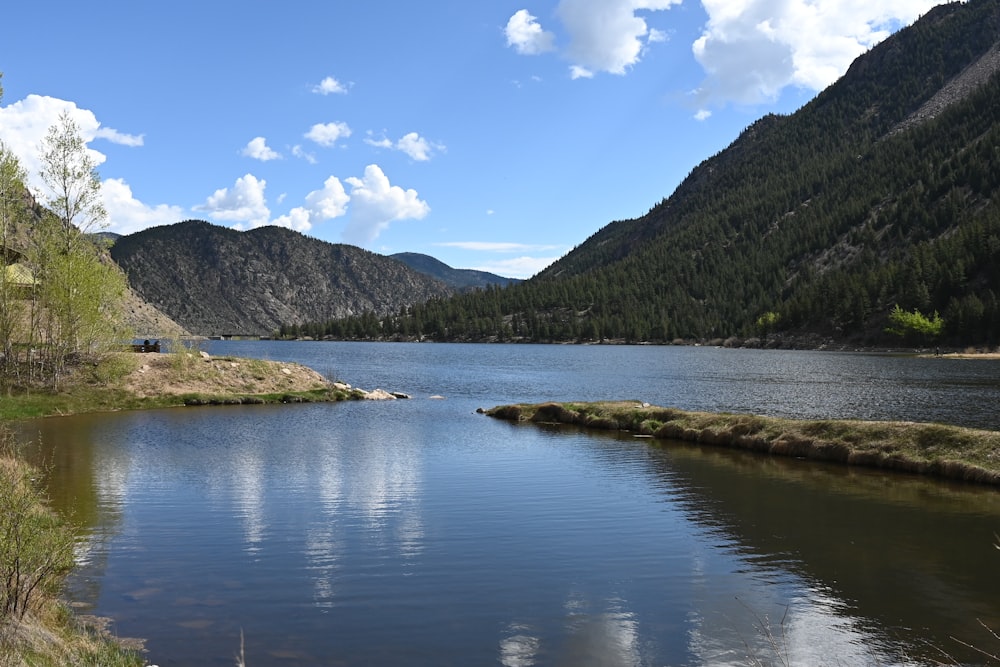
left=110, top=220, right=453, bottom=336
left=308, top=0, right=1000, bottom=347
left=390, top=252, right=521, bottom=291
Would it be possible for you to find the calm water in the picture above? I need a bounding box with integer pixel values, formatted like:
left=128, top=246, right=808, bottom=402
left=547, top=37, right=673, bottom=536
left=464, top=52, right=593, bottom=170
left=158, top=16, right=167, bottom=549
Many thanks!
left=16, top=343, right=1000, bottom=666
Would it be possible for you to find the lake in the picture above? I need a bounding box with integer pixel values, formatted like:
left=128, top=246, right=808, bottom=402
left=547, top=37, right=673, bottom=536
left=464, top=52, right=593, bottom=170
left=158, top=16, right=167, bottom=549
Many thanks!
left=16, top=342, right=1000, bottom=666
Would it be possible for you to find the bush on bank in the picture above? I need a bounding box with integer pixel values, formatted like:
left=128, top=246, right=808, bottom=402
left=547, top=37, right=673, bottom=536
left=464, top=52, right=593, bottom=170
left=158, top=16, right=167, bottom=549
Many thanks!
left=0, top=428, right=145, bottom=667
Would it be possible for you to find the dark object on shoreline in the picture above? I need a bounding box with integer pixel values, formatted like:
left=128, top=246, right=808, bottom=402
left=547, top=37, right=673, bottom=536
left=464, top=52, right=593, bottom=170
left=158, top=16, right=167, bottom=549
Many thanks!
left=131, top=339, right=160, bottom=353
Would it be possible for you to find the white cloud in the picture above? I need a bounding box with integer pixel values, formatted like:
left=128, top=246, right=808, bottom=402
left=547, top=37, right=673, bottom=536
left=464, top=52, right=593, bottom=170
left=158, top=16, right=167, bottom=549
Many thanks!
left=0, top=94, right=185, bottom=235
left=397, top=132, right=438, bottom=161
left=570, top=65, right=594, bottom=79
left=312, top=76, right=348, bottom=95
left=505, top=9, right=556, bottom=55
left=241, top=136, right=281, bottom=161
left=0, top=94, right=105, bottom=194
left=270, top=206, right=313, bottom=232
left=365, top=131, right=443, bottom=161
left=342, top=164, right=430, bottom=245
left=694, top=109, right=712, bottom=121
left=556, top=0, right=681, bottom=75
left=191, top=167, right=427, bottom=242
left=305, top=121, right=352, bottom=147
left=95, top=127, right=145, bottom=147
left=196, top=173, right=270, bottom=227
left=101, top=178, right=186, bottom=234
left=305, top=176, right=350, bottom=221
left=692, top=0, right=947, bottom=107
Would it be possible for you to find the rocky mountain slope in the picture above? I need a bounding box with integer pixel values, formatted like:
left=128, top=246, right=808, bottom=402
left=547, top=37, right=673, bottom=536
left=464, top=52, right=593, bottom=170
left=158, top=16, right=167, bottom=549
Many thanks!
left=110, top=220, right=453, bottom=336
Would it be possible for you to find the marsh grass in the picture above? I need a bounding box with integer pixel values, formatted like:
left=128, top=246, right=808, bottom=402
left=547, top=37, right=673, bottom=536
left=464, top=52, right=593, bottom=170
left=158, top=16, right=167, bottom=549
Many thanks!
left=487, top=401, right=1000, bottom=485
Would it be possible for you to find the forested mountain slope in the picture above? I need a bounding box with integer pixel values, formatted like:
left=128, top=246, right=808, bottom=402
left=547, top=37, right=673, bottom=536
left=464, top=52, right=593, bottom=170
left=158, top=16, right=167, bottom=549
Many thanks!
left=301, top=0, right=1000, bottom=346
left=110, top=220, right=453, bottom=336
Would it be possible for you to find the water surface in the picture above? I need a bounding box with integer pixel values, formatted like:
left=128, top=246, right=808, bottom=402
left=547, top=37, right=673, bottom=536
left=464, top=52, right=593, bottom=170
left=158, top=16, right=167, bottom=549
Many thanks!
left=18, top=343, right=1000, bottom=665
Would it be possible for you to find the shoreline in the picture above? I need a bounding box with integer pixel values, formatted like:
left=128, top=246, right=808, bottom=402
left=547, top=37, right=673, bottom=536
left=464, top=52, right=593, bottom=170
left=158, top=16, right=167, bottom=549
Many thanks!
left=484, top=401, right=1000, bottom=486
left=0, top=351, right=400, bottom=666
left=0, top=351, right=411, bottom=422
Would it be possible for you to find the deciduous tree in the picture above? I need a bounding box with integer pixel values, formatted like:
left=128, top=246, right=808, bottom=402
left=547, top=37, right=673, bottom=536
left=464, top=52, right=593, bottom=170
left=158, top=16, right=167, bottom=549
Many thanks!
left=27, top=112, right=131, bottom=385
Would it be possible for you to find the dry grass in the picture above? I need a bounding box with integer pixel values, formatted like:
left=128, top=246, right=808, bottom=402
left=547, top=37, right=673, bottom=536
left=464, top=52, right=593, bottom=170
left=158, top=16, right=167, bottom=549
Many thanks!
left=486, top=401, right=1000, bottom=485
left=122, top=352, right=331, bottom=399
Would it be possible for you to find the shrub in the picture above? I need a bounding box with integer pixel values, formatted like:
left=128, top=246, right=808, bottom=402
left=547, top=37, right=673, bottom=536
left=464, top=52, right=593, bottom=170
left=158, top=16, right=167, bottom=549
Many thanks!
left=89, top=353, right=140, bottom=385
left=0, top=430, right=75, bottom=622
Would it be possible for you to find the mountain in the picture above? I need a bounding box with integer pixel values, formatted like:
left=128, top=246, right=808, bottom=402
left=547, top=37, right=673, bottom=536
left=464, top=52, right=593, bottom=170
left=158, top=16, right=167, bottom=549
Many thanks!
left=110, top=220, right=453, bottom=336
left=309, top=0, right=1000, bottom=347
left=390, top=252, right=521, bottom=291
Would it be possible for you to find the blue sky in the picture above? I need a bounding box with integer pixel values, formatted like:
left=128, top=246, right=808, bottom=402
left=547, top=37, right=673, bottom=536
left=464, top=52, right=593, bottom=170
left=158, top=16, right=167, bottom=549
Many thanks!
left=1, top=1, right=947, bottom=278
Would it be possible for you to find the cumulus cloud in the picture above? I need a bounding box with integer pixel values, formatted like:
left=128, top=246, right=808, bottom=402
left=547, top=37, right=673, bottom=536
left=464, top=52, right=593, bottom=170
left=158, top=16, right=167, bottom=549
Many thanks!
left=312, top=76, right=348, bottom=95
left=241, top=136, right=281, bottom=161
left=305, top=121, right=352, bottom=147
left=342, top=164, right=430, bottom=245
left=101, top=178, right=187, bottom=234
left=505, top=9, right=556, bottom=55
left=365, top=131, right=444, bottom=161
left=0, top=94, right=187, bottom=234
left=397, top=132, right=439, bottom=161
left=196, top=167, right=425, bottom=243
left=304, top=176, right=350, bottom=221
left=692, top=0, right=947, bottom=107
left=0, top=94, right=105, bottom=190
left=196, top=173, right=270, bottom=227
left=508, top=0, right=944, bottom=104
left=557, top=0, right=682, bottom=75
left=270, top=207, right=313, bottom=232
left=507, top=1, right=679, bottom=76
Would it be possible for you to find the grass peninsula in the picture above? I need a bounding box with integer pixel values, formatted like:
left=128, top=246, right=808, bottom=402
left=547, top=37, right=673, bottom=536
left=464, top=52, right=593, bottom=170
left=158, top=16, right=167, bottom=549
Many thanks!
left=485, top=401, right=1000, bottom=486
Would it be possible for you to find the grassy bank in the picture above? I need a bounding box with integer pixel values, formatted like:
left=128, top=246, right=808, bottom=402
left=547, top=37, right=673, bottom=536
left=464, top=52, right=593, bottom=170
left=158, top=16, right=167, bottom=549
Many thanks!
left=485, top=401, right=1000, bottom=485
left=0, top=350, right=366, bottom=665
left=0, top=350, right=365, bottom=421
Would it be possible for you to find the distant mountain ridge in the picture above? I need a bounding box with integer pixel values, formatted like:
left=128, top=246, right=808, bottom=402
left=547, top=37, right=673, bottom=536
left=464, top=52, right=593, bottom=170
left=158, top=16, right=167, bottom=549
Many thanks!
left=390, top=252, right=521, bottom=291
left=110, top=220, right=454, bottom=336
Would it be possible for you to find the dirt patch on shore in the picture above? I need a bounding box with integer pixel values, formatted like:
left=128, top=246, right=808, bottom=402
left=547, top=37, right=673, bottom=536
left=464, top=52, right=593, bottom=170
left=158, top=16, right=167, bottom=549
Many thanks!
left=121, top=352, right=332, bottom=398
left=941, top=352, right=1000, bottom=359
